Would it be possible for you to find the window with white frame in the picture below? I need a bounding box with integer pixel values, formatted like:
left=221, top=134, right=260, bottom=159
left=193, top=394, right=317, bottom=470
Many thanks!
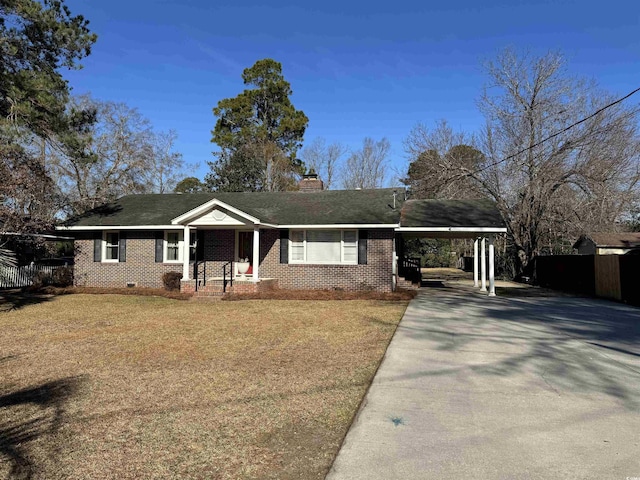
left=103, top=231, right=119, bottom=262
left=289, top=230, right=358, bottom=264
left=164, top=231, right=183, bottom=262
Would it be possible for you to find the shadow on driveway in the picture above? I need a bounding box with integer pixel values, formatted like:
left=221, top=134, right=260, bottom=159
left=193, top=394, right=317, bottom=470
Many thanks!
left=400, top=290, right=640, bottom=408
left=328, top=289, right=640, bottom=479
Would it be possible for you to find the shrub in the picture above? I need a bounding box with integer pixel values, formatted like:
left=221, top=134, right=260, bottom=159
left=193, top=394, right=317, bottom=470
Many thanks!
left=162, top=271, right=183, bottom=291
left=32, top=270, right=53, bottom=288
left=52, top=266, right=73, bottom=287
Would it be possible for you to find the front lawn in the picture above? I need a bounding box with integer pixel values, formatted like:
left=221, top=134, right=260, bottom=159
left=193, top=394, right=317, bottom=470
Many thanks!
left=0, top=294, right=407, bottom=479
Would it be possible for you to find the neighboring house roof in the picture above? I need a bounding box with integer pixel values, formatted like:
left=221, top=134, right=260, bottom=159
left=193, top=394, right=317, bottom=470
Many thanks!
left=60, top=189, right=507, bottom=231
left=574, top=233, right=640, bottom=249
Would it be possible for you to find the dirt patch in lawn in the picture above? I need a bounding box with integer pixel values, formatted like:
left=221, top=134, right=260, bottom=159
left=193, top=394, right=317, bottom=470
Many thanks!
left=0, top=294, right=408, bottom=479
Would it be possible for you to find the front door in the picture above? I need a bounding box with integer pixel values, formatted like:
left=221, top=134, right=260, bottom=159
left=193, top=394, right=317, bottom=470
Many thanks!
left=238, top=231, right=253, bottom=265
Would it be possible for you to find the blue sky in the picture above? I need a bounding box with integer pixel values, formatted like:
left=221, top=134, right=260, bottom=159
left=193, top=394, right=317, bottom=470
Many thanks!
left=63, top=0, right=639, bottom=185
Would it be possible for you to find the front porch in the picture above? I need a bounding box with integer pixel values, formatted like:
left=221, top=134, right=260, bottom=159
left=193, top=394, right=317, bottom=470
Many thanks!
left=177, top=226, right=269, bottom=294
left=171, top=198, right=271, bottom=294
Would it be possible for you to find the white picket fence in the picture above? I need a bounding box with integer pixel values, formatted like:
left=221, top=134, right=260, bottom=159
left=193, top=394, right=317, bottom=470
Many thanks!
left=0, top=264, right=68, bottom=288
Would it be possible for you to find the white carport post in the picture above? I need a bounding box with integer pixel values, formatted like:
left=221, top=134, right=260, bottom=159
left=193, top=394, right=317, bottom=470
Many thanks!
left=182, top=225, right=191, bottom=280
left=252, top=225, right=260, bottom=283
left=480, top=237, right=487, bottom=292
left=488, top=236, right=496, bottom=296
left=473, top=238, right=479, bottom=288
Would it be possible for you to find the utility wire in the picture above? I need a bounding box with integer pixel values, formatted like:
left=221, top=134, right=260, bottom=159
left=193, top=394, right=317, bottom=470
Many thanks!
left=474, top=85, right=640, bottom=174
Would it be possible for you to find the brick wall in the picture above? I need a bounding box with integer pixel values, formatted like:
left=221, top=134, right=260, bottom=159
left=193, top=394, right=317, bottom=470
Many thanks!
left=75, top=228, right=395, bottom=292
left=259, top=229, right=394, bottom=292
left=197, top=229, right=235, bottom=279
left=74, top=231, right=182, bottom=288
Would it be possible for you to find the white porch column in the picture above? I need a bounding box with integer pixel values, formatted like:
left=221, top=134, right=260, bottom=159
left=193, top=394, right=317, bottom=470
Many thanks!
left=488, top=236, right=496, bottom=297
left=473, top=238, right=479, bottom=287
left=252, top=225, right=260, bottom=283
left=182, top=225, right=191, bottom=280
left=392, top=236, right=397, bottom=292
left=480, top=237, right=487, bottom=292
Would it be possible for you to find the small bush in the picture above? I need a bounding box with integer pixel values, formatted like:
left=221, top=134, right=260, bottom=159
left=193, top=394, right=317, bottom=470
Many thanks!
left=162, top=271, right=183, bottom=291
left=32, top=271, right=53, bottom=288
left=52, top=266, right=73, bottom=287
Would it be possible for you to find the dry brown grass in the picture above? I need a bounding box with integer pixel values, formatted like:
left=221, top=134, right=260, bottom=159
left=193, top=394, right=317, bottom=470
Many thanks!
left=0, top=294, right=408, bottom=479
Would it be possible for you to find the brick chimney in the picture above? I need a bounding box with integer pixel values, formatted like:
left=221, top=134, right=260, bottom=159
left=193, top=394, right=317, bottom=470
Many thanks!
left=299, top=171, right=324, bottom=192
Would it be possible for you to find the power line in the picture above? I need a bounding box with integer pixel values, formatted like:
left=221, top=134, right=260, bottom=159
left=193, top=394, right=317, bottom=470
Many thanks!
left=475, top=85, right=640, bottom=174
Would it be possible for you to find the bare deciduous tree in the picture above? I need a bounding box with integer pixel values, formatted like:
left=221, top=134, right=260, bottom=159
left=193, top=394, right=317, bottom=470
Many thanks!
left=403, top=121, right=486, bottom=199
left=50, top=97, right=189, bottom=215
left=145, top=130, right=187, bottom=194
left=300, top=137, right=348, bottom=189
left=405, top=49, right=640, bottom=276
left=342, top=137, right=390, bottom=189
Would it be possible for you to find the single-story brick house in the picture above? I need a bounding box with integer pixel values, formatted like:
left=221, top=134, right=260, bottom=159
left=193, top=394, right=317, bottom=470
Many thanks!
left=573, top=233, right=640, bottom=255
left=58, top=175, right=507, bottom=295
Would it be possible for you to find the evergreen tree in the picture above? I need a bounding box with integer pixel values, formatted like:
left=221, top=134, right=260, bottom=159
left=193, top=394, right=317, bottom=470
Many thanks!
left=206, top=59, right=308, bottom=192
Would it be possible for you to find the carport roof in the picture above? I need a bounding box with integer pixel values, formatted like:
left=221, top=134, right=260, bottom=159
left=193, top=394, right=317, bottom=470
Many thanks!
left=399, top=199, right=505, bottom=229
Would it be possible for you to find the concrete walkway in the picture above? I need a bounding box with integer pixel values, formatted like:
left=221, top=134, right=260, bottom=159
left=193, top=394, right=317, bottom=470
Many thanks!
left=327, top=287, right=640, bottom=480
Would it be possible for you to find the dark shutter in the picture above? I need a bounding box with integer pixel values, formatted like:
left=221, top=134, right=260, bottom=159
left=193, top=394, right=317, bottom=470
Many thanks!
left=358, top=230, right=368, bottom=265
left=280, top=230, right=289, bottom=264
left=119, top=231, right=127, bottom=262
left=93, top=232, right=102, bottom=262
left=155, top=232, right=164, bottom=263
left=196, top=230, right=205, bottom=260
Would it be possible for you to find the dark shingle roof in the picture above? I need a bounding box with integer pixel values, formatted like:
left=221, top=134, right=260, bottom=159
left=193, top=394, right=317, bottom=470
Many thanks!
left=400, top=199, right=505, bottom=228
left=65, top=189, right=404, bottom=227
left=64, top=190, right=506, bottom=230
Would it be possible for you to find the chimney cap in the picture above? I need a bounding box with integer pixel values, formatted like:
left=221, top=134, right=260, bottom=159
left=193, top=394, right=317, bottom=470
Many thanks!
left=303, top=169, right=318, bottom=180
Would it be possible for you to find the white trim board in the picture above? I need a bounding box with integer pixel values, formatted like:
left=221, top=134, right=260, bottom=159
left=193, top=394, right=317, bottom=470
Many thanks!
left=396, top=227, right=507, bottom=233
left=59, top=224, right=507, bottom=233
left=57, top=225, right=177, bottom=231
left=277, top=224, right=399, bottom=229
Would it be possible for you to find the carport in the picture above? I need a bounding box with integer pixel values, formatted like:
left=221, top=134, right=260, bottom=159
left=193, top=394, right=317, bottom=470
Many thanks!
left=395, top=199, right=507, bottom=296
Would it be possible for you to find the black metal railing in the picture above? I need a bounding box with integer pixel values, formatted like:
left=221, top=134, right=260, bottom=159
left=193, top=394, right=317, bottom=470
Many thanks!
left=222, top=261, right=233, bottom=293
left=194, top=260, right=206, bottom=292
left=400, top=257, right=421, bottom=283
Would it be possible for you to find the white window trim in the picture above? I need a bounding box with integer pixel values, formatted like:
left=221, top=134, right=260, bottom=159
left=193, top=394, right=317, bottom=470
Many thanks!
left=102, top=231, right=120, bottom=263
left=289, top=229, right=358, bottom=265
left=164, top=230, right=184, bottom=263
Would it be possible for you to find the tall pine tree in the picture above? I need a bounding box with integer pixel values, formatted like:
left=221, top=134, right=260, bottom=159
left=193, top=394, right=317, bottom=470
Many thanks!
left=206, top=59, right=308, bottom=192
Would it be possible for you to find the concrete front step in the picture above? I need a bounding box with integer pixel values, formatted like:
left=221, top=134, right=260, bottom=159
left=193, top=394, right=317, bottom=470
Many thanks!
left=397, top=276, right=421, bottom=290
left=192, top=283, right=227, bottom=297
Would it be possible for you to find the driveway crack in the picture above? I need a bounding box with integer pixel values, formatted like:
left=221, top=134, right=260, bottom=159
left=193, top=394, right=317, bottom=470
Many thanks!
left=539, top=369, right=561, bottom=396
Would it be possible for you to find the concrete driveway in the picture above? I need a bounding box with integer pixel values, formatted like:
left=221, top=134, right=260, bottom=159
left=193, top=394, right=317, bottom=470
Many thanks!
left=327, top=287, right=640, bottom=480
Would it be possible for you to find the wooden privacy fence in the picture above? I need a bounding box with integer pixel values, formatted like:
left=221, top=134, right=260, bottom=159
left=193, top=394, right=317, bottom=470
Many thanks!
left=534, top=255, right=640, bottom=306
left=0, top=264, right=67, bottom=288
left=594, top=256, right=621, bottom=301
left=533, top=255, right=595, bottom=296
